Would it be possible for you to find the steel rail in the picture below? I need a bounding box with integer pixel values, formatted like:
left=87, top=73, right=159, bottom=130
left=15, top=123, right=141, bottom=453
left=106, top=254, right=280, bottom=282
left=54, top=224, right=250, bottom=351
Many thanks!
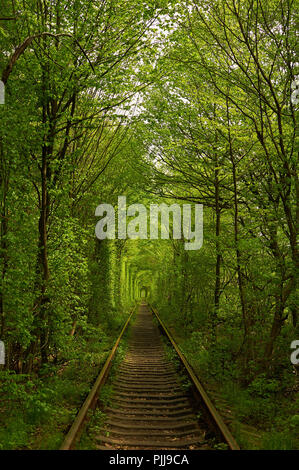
left=150, top=305, right=240, bottom=451
left=60, top=305, right=136, bottom=450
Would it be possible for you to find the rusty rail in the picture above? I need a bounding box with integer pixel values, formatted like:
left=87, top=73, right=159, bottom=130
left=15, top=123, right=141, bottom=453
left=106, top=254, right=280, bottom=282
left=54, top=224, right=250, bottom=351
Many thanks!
left=60, top=305, right=136, bottom=450
left=150, top=305, right=240, bottom=450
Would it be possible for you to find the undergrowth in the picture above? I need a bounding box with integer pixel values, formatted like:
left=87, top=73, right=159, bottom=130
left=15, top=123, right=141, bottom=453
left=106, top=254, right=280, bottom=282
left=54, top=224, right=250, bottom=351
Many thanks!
left=0, top=312, right=129, bottom=450
left=156, top=305, right=299, bottom=450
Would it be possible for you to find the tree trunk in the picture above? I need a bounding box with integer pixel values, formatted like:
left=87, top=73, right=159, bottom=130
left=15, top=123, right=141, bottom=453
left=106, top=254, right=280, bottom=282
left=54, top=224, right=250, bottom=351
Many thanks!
left=0, top=139, right=9, bottom=338
left=213, top=162, right=221, bottom=339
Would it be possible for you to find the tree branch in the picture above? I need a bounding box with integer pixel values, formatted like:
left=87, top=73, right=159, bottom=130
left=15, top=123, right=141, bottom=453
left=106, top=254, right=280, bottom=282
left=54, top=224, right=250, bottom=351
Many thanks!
left=1, top=32, right=94, bottom=84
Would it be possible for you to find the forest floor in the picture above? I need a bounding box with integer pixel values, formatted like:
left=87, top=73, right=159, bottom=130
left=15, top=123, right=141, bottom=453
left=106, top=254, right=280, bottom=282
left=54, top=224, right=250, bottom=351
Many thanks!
left=165, top=323, right=299, bottom=450
left=0, top=322, right=126, bottom=450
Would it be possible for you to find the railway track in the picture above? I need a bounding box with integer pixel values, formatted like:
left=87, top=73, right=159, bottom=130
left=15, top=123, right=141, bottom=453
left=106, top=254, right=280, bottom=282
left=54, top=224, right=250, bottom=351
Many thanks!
left=61, top=303, right=239, bottom=450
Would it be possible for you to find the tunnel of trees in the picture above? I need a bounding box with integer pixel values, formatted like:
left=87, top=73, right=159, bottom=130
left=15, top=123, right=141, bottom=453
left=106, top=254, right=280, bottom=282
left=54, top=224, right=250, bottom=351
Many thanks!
left=0, top=0, right=298, bottom=450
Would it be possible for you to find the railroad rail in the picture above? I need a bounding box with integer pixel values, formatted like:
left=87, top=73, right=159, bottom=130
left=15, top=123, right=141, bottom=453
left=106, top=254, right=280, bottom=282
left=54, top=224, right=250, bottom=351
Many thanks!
left=151, top=305, right=239, bottom=450
left=60, top=305, right=136, bottom=450
left=60, top=303, right=239, bottom=450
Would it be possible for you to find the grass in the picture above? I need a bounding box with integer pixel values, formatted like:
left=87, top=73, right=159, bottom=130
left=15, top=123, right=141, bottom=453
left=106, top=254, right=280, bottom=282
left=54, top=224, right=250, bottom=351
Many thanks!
left=0, top=312, right=132, bottom=450
left=156, top=308, right=299, bottom=450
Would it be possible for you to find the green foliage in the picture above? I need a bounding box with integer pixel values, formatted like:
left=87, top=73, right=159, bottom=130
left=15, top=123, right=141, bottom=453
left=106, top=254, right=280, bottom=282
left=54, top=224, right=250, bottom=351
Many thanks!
left=262, top=431, right=298, bottom=451
left=98, top=384, right=114, bottom=408
left=0, top=316, right=120, bottom=449
left=0, top=0, right=297, bottom=451
left=247, top=375, right=280, bottom=399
